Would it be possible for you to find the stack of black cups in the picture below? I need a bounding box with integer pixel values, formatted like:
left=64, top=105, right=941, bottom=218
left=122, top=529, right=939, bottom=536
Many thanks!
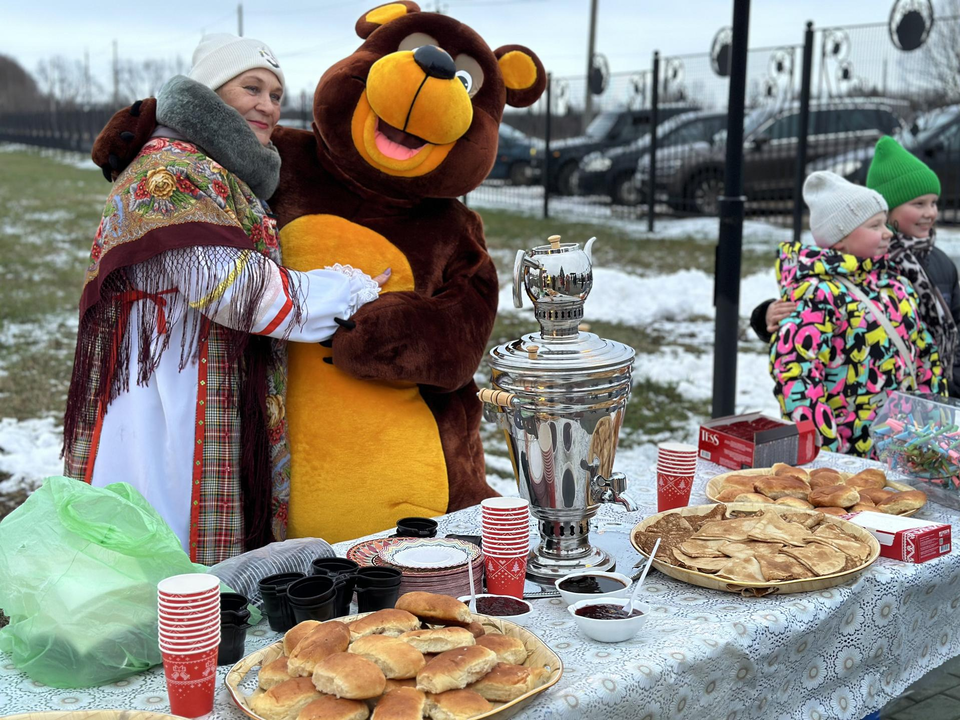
left=354, top=567, right=403, bottom=612
left=395, top=517, right=438, bottom=538
left=258, top=572, right=305, bottom=633
left=285, top=574, right=338, bottom=623
left=311, top=558, right=360, bottom=618
left=218, top=592, right=252, bottom=666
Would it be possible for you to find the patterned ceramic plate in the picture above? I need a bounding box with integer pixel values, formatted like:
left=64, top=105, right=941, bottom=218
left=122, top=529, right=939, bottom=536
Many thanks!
left=378, top=537, right=482, bottom=570
left=346, top=537, right=404, bottom=567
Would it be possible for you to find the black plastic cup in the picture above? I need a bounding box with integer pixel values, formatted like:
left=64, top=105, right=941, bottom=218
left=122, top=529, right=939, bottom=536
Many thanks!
left=313, top=570, right=360, bottom=618
left=356, top=567, right=403, bottom=587
left=286, top=575, right=337, bottom=623
left=396, top=517, right=438, bottom=538
left=311, top=557, right=360, bottom=577
left=220, top=592, right=251, bottom=625
left=355, top=583, right=402, bottom=612
left=259, top=572, right=304, bottom=633
left=218, top=621, right=249, bottom=665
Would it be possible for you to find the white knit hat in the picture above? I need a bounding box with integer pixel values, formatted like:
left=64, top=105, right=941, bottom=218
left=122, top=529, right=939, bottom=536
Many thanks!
left=188, top=33, right=285, bottom=92
left=803, top=171, right=888, bottom=248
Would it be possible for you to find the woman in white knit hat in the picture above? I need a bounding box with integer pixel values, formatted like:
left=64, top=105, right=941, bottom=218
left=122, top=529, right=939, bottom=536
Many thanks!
left=769, top=171, right=945, bottom=457
left=63, top=34, right=387, bottom=563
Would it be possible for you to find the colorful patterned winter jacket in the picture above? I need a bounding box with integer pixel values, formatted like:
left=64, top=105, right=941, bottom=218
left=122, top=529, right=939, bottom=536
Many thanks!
left=770, top=241, right=944, bottom=456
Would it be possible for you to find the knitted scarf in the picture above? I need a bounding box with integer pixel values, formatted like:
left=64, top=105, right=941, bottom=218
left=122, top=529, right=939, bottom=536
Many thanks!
left=887, top=228, right=958, bottom=379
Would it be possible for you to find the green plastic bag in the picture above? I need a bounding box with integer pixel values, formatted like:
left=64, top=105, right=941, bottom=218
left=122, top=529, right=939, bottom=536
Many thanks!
left=0, top=476, right=202, bottom=688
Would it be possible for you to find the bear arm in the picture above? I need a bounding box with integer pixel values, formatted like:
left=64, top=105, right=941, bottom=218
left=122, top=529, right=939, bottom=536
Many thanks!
left=91, top=99, right=159, bottom=181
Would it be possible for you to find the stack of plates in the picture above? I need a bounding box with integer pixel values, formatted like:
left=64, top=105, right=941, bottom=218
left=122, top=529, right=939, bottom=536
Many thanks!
left=346, top=537, right=483, bottom=598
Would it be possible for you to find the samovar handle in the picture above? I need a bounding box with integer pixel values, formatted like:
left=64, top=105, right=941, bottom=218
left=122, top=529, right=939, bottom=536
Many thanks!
left=512, top=249, right=542, bottom=309
left=478, top=388, right=518, bottom=408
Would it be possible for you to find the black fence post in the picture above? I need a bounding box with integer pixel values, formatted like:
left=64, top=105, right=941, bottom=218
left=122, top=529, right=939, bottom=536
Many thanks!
left=792, top=21, right=815, bottom=244
left=648, top=52, right=660, bottom=232
left=711, top=0, right=751, bottom=419
left=542, top=73, right=552, bottom=220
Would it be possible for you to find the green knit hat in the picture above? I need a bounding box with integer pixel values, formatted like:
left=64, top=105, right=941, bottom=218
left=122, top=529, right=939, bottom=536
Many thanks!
left=866, top=135, right=940, bottom=211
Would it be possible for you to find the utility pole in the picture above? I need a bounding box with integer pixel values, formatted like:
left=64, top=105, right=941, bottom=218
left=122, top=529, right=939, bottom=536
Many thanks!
left=583, top=0, right=598, bottom=133
left=112, top=40, right=119, bottom=107
left=83, top=48, right=90, bottom=108
left=238, top=3, right=244, bottom=36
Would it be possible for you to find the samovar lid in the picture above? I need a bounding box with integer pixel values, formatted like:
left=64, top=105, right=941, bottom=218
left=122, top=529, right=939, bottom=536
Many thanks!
left=489, top=330, right=635, bottom=373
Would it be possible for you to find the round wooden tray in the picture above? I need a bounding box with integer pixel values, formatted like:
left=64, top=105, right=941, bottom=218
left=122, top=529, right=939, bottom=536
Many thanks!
left=5, top=713, right=185, bottom=720
left=630, top=503, right=881, bottom=597
left=705, top=467, right=920, bottom=516
left=225, top=612, right=563, bottom=720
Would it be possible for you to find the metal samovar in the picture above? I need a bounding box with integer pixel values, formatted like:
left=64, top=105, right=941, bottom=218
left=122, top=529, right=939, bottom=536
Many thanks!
left=479, top=235, right=637, bottom=584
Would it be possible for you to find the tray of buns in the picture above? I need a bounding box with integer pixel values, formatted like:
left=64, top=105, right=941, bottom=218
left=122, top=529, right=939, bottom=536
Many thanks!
left=631, top=503, right=880, bottom=597
left=705, top=464, right=924, bottom=517
left=226, top=592, right=562, bottom=720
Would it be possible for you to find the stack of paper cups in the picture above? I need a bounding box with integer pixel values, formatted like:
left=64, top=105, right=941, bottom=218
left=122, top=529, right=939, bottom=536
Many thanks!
left=656, top=442, right=698, bottom=512
left=480, top=498, right=531, bottom=598
left=157, top=573, right=222, bottom=718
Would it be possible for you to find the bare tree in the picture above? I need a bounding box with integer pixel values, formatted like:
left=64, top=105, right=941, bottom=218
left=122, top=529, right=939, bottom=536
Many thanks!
left=0, top=55, right=44, bottom=112
left=118, top=56, right=188, bottom=102
left=908, top=1, right=960, bottom=107
left=34, top=56, right=97, bottom=109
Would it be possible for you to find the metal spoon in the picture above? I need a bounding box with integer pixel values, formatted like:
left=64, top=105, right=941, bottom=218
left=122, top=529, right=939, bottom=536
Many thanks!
left=466, top=551, right=478, bottom=614
left=623, top=537, right=660, bottom=616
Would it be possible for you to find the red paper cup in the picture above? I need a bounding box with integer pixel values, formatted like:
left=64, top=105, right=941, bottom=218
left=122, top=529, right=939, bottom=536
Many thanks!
left=161, top=643, right=218, bottom=718
left=158, top=603, right=220, bottom=619
left=481, top=498, right=529, bottom=511
left=159, top=634, right=221, bottom=653
left=656, top=463, right=697, bottom=475
left=481, top=513, right=529, bottom=523
left=482, top=521, right=530, bottom=531
left=483, top=554, right=527, bottom=598
left=657, top=469, right=695, bottom=512
left=656, top=457, right=697, bottom=468
left=483, top=537, right=530, bottom=549
left=159, top=619, right=220, bottom=637
left=658, top=441, right=697, bottom=453
left=158, top=573, right=220, bottom=600
left=158, top=598, right=219, bottom=614
left=482, top=533, right=529, bottom=545
left=159, top=616, right=221, bottom=634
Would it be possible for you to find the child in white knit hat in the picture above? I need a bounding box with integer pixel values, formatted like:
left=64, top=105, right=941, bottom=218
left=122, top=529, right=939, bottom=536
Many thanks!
left=768, top=171, right=944, bottom=457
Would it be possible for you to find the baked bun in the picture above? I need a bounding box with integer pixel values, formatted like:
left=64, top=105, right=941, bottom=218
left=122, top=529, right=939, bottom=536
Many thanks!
left=808, top=485, right=860, bottom=509
left=844, top=469, right=887, bottom=490
left=416, top=646, right=498, bottom=694
left=465, top=621, right=485, bottom=639
left=260, top=655, right=293, bottom=690
left=850, top=503, right=876, bottom=513
left=755, top=475, right=809, bottom=500
left=859, top=487, right=894, bottom=504
left=349, top=634, right=426, bottom=680
left=807, top=469, right=844, bottom=489
left=424, top=690, right=493, bottom=720
left=734, top=492, right=774, bottom=504
left=399, top=628, right=475, bottom=654
left=719, top=475, right=757, bottom=492
left=370, top=687, right=426, bottom=720
left=382, top=678, right=418, bottom=693
left=716, top=487, right=749, bottom=502
left=774, top=497, right=814, bottom=510
left=396, top=592, right=472, bottom=627
left=474, top=634, right=527, bottom=665
left=312, top=653, right=387, bottom=700
left=467, top=662, right=546, bottom=702
left=288, top=621, right=351, bottom=678
left=877, top=490, right=927, bottom=515
left=297, top=695, right=370, bottom=720
left=285, top=620, right=322, bottom=656
left=818, top=506, right=849, bottom=516
left=250, top=677, right=322, bottom=720
left=773, top=463, right=809, bottom=480
left=348, top=609, right=421, bottom=641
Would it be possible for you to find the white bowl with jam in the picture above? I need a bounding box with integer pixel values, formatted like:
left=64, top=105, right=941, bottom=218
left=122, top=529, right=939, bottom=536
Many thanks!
left=458, top=594, right=533, bottom=625
left=554, top=570, right=632, bottom=606
left=568, top=597, right=648, bottom=643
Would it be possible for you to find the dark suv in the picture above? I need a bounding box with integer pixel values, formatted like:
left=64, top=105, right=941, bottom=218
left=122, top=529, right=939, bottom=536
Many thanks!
left=574, top=111, right=727, bottom=204
left=636, top=98, right=910, bottom=214
left=533, top=103, right=699, bottom=195
left=487, top=124, right=542, bottom=185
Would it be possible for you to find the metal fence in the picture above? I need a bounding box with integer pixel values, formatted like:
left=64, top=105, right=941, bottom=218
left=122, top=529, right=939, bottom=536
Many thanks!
left=2, top=11, right=959, bottom=233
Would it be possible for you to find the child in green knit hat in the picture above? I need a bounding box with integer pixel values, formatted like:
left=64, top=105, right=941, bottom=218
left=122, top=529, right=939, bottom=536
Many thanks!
left=867, top=135, right=959, bottom=396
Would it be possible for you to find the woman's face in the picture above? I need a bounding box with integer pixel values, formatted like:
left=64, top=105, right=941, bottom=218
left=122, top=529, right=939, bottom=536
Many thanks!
left=833, top=211, right=893, bottom=259
left=888, top=194, right=939, bottom=239
left=216, top=68, right=283, bottom=146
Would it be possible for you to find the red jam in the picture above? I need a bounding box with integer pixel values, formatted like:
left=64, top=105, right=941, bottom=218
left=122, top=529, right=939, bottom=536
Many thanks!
left=558, top=574, right=627, bottom=594
left=575, top=604, right=644, bottom=620
left=476, top=596, right=529, bottom=616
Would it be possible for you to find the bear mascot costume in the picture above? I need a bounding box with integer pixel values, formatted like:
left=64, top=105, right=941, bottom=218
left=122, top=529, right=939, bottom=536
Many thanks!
left=90, top=2, right=547, bottom=543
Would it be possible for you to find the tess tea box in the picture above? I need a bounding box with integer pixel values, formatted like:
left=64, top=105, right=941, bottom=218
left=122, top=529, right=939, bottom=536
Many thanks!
left=698, top=412, right=820, bottom=470
left=846, top=511, right=951, bottom=564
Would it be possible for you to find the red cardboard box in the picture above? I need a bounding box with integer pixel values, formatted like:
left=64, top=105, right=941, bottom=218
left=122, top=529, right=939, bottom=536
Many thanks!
left=845, top=511, right=951, bottom=564
left=698, top=412, right=820, bottom=470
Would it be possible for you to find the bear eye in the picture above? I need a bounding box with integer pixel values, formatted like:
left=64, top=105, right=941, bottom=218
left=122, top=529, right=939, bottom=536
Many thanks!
left=455, top=70, right=473, bottom=94
left=399, top=33, right=439, bottom=52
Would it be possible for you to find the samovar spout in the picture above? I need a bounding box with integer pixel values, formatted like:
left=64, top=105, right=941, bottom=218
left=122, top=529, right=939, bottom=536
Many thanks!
left=591, top=472, right=638, bottom=512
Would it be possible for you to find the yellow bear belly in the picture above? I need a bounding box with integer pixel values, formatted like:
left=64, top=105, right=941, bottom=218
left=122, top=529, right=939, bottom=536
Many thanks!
left=280, top=214, right=449, bottom=543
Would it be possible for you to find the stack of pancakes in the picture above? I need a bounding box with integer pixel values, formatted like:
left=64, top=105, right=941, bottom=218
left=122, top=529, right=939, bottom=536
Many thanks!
left=248, top=592, right=547, bottom=720
left=712, top=464, right=926, bottom=516
left=634, top=503, right=875, bottom=584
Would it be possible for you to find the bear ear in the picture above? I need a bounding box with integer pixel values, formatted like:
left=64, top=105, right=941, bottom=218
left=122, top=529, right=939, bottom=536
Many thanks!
left=356, top=2, right=421, bottom=39
left=495, top=45, right=547, bottom=108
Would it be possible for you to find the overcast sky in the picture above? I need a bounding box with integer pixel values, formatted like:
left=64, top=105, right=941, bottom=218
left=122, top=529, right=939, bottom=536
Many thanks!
left=3, top=1, right=924, bottom=99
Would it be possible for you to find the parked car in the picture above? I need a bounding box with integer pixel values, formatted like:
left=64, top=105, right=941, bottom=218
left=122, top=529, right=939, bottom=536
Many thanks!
left=488, top=124, right=542, bottom=185
left=574, top=111, right=727, bottom=205
left=533, top=103, right=700, bottom=195
left=810, top=105, right=960, bottom=207
left=636, top=97, right=911, bottom=214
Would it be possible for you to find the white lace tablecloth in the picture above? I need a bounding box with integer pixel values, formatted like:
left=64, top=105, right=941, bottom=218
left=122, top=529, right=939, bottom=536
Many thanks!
left=3, top=452, right=960, bottom=720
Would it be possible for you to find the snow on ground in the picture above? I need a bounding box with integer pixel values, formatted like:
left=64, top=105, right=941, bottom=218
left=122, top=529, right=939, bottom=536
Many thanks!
left=0, top=418, right=62, bottom=494
left=0, top=142, right=99, bottom=171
